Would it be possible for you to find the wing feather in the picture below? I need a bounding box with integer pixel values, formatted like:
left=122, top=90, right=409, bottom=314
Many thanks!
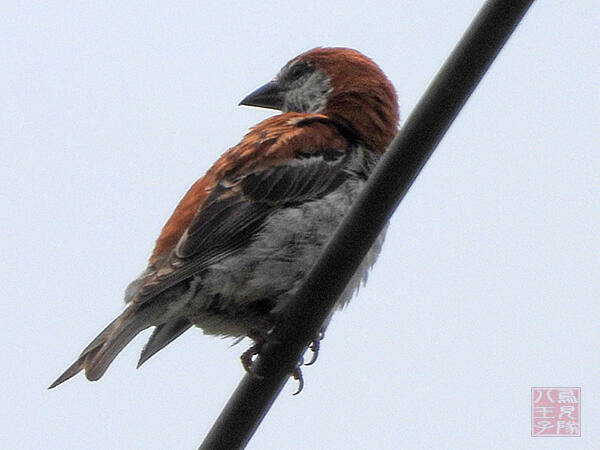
left=135, top=150, right=354, bottom=303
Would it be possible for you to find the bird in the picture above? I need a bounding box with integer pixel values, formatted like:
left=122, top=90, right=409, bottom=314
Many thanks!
left=49, top=47, right=399, bottom=389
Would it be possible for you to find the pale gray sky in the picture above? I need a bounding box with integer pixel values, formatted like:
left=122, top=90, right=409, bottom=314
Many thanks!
left=2, top=1, right=599, bottom=449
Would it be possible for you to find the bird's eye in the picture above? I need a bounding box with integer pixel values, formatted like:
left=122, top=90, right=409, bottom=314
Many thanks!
left=288, top=63, right=309, bottom=81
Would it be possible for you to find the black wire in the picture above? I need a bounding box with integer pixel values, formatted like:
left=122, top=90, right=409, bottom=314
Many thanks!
left=199, top=1, right=535, bottom=448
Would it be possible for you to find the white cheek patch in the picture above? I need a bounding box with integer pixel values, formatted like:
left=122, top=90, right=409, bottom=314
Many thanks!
left=283, top=71, right=332, bottom=113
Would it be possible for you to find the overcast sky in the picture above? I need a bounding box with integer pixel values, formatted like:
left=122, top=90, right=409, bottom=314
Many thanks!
left=2, top=1, right=599, bottom=449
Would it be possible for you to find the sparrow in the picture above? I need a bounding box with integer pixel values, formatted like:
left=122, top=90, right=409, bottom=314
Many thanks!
left=50, top=47, right=399, bottom=389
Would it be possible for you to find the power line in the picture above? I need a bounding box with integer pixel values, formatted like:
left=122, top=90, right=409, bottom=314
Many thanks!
left=199, top=1, right=535, bottom=448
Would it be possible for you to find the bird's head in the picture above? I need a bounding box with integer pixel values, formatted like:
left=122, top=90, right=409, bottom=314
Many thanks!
left=240, top=47, right=399, bottom=152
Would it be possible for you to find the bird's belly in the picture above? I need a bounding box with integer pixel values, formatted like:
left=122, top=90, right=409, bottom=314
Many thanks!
left=187, top=178, right=384, bottom=337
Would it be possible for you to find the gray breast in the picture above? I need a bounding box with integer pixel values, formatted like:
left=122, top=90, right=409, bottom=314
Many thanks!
left=189, top=147, right=386, bottom=336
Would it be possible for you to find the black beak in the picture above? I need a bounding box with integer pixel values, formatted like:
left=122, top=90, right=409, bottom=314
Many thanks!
left=239, top=80, right=285, bottom=110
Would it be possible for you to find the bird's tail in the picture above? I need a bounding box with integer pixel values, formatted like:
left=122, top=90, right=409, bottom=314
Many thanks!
left=137, top=317, right=192, bottom=368
left=49, top=304, right=157, bottom=389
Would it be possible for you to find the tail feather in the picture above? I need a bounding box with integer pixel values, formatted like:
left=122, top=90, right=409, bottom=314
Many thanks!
left=137, top=317, right=192, bottom=368
left=49, top=305, right=157, bottom=389
left=48, top=353, right=94, bottom=389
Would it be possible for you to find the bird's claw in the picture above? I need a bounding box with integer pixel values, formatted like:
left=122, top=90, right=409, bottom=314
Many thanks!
left=292, top=366, right=304, bottom=395
left=305, top=330, right=325, bottom=366
left=240, top=342, right=265, bottom=378
left=241, top=343, right=304, bottom=393
left=241, top=322, right=275, bottom=377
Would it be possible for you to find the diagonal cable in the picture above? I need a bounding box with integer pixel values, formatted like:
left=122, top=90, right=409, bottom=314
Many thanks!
left=199, top=1, right=535, bottom=448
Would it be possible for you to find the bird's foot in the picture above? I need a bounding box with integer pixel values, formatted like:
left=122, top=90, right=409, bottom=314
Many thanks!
left=240, top=341, right=265, bottom=378
left=240, top=328, right=325, bottom=394
left=241, top=323, right=275, bottom=378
